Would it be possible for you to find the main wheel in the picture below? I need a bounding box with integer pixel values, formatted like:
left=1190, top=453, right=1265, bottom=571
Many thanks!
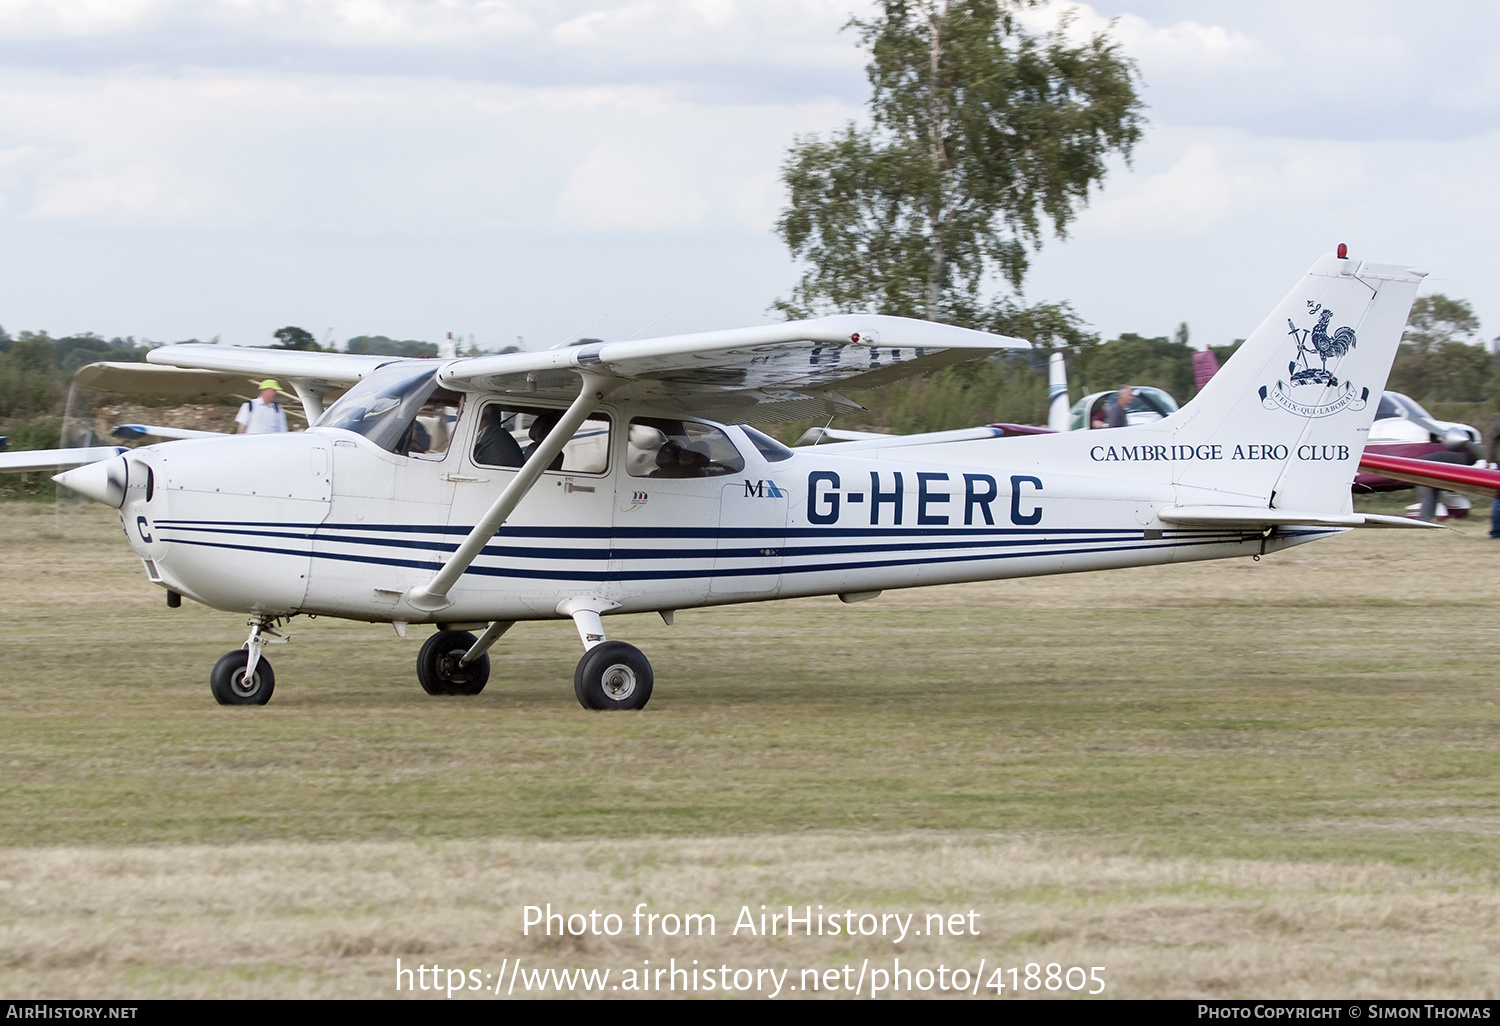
left=417, top=631, right=490, bottom=695
left=574, top=642, right=653, bottom=711
left=210, top=650, right=276, bottom=706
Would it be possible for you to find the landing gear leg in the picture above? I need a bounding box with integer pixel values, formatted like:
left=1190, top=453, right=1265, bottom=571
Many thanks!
left=210, top=616, right=286, bottom=706
left=561, top=602, right=653, bottom=711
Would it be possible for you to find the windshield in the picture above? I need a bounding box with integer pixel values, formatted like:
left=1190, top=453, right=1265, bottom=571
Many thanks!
left=740, top=425, right=794, bottom=462
left=1392, top=393, right=1435, bottom=422
left=317, top=363, right=443, bottom=453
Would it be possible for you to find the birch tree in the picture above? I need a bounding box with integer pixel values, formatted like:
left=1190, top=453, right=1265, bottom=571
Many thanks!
left=775, top=0, right=1143, bottom=330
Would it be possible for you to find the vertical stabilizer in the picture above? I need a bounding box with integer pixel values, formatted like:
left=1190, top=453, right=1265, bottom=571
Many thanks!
left=1047, top=351, right=1070, bottom=431
left=1167, top=252, right=1425, bottom=510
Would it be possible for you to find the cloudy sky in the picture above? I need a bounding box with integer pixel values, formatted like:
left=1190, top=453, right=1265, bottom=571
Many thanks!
left=1, top=0, right=1497, bottom=351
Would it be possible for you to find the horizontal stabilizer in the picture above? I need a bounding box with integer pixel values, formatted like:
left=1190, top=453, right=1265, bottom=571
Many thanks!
left=0, top=446, right=129, bottom=473
left=1358, top=452, right=1500, bottom=500
left=111, top=424, right=225, bottom=441
left=1157, top=505, right=1440, bottom=530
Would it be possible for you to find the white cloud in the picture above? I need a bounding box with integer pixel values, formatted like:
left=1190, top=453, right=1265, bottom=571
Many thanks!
left=1030, top=3, right=1272, bottom=73
left=556, top=142, right=710, bottom=231
left=0, top=0, right=172, bottom=38
left=1079, top=134, right=1361, bottom=237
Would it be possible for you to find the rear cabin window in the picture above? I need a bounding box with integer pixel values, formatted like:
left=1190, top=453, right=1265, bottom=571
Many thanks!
left=471, top=403, right=611, bottom=474
left=627, top=417, right=745, bottom=478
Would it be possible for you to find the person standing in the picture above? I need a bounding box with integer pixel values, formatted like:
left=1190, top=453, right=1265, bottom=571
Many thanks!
left=236, top=380, right=289, bottom=435
left=1104, top=385, right=1134, bottom=428
left=1487, top=412, right=1500, bottom=538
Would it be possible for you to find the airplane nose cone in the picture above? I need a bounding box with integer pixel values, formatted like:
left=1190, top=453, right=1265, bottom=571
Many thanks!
left=53, top=456, right=127, bottom=508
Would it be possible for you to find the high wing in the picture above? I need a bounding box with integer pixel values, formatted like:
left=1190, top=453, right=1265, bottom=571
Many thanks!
left=139, top=346, right=401, bottom=418
left=436, top=315, right=1028, bottom=423
left=75, top=363, right=272, bottom=402
left=1359, top=452, right=1500, bottom=500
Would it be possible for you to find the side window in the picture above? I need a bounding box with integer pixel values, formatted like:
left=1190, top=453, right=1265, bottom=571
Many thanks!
left=628, top=417, right=745, bottom=478
left=471, top=403, right=611, bottom=474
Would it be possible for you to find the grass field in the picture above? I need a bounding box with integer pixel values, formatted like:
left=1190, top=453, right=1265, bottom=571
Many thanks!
left=1, top=501, right=1497, bottom=998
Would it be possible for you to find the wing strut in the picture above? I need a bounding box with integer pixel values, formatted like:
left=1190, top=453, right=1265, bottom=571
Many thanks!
left=404, top=371, right=617, bottom=612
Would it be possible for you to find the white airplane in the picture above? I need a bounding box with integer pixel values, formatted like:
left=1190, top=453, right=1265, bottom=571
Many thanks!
left=1, top=250, right=1437, bottom=710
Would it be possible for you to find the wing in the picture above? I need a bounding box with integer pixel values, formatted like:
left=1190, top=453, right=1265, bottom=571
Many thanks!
left=76, top=362, right=267, bottom=401
left=139, top=345, right=405, bottom=414
left=437, top=315, right=1028, bottom=423
left=1359, top=452, right=1500, bottom=500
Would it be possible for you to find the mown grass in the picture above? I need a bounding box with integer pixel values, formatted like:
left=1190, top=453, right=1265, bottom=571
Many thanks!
left=2, top=502, right=1497, bottom=876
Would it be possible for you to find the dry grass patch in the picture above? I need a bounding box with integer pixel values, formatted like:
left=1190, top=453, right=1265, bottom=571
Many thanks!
left=1, top=833, right=1497, bottom=999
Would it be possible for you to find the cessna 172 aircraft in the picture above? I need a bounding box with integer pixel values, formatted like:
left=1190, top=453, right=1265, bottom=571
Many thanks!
left=0, top=249, right=1438, bottom=710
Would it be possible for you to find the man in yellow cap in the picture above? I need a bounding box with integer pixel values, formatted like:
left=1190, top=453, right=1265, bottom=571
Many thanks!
left=236, top=380, right=289, bottom=434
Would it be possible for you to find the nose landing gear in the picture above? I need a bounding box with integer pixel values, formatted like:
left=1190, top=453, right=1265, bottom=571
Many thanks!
left=210, top=617, right=287, bottom=705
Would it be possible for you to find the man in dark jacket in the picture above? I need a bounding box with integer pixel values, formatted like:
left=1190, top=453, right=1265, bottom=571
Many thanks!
left=1487, top=413, right=1500, bottom=538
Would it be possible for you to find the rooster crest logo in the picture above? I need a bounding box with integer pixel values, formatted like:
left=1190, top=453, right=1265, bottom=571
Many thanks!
left=1258, top=301, right=1369, bottom=418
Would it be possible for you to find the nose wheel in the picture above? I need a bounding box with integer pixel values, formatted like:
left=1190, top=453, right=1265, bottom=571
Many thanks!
left=210, top=650, right=276, bottom=705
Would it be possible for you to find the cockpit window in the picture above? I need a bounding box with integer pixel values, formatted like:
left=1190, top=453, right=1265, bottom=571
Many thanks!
left=317, top=363, right=461, bottom=456
left=471, top=403, right=611, bottom=474
left=627, top=418, right=745, bottom=478
left=740, top=425, right=795, bottom=463
left=1393, top=393, right=1434, bottom=422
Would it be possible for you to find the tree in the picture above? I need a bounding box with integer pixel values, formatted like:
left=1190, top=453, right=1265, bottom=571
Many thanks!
left=1402, top=295, right=1480, bottom=353
left=1389, top=294, right=1495, bottom=403
left=272, top=326, right=319, bottom=351
left=774, top=0, right=1144, bottom=327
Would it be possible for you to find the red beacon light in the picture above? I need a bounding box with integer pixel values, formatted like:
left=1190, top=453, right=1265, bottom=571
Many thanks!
left=1337, top=242, right=1348, bottom=259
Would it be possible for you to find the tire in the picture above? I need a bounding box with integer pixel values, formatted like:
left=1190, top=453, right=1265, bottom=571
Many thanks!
left=210, top=650, right=276, bottom=706
left=417, top=631, right=490, bottom=696
left=574, top=642, right=653, bottom=711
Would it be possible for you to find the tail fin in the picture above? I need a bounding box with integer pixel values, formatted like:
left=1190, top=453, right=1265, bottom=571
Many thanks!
left=1047, top=351, right=1070, bottom=431
left=1168, top=251, right=1425, bottom=511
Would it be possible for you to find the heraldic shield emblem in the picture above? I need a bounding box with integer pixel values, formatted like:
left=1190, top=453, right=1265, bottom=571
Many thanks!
left=1258, top=300, right=1370, bottom=418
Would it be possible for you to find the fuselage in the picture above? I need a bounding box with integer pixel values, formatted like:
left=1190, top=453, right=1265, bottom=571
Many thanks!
left=111, top=396, right=1326, bottom=625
